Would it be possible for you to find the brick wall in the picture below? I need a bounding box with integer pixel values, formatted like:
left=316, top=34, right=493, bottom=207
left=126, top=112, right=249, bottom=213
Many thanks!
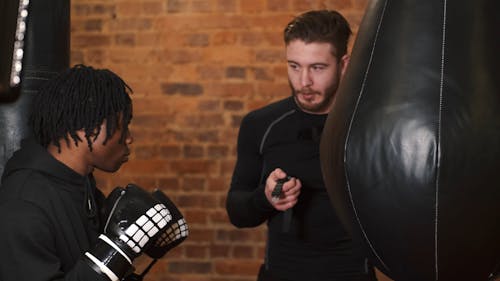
left=70, top=1, right=389, bottom=280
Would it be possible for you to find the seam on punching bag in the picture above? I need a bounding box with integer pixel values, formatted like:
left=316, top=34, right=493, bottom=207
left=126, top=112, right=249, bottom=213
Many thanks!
left=343, top=0, right=390, bottom=273
left=435, top=0, right=447, bottom=280
left=24, top=76, right=52, bottom=81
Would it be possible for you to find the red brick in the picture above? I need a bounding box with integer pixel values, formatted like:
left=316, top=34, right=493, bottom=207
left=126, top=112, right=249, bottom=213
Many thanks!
left=71, top=50, right=84, bottom=64
left=72, top=3, right=115, bottom=17
left=216, top=228, right=266, bottom=242
left=129, top=114, right=169, bottom=130
left=160, top=14, right=249, bottom=30
left=207, top=145, right=229, bottom=158
left=233, top=245, right=254, bottom=258
left=205, top=83, right=255, bottom=98
left=159, top=145, right=182, bottom=159
left=125, top=177, right=157, bottom=189
left=142, top=1, right=164, bottom=15
left=247, top=15, right=292, bottom=30
left=192, top=0, right=212, bottom=13
left=255, top=49, right=284, bottom=63
left=72, top=19, right=103, bottom=32
left=225, top=66, right=246, bottom=79
left=209, top=210, right=230, bottom=224
left=177, top=194, right=217, bottom=208
left=323, top=0, right=355, bottom=10
left=182, top=177, right=206, bottom=191
left=183, top=114, right=225, bottom=128
left=256, top=82, right=290, bottom=98
left=241, top=0, right=266, bottom=13
left=119, top=159, right=168, bottom=175
left=186, top=33, right=209, bottom=47
left=156, top=177, right=181, bottom=191
left=184, top=209, right=209, bottom=224
left=215, top=0, right=237, bottom=13
left=115, top=1, right=143, bottom=16
left=84, top=49, right=106, bottom=64
left=114, top=33, right=135, bottom=46
left=210, top=244, right=230, bottom=258
left=223, top=100, right=244, bottom=111
left=220, top=159, right=237, bottom=175
left=251, top=67, right=274, bottom=80
left=213, top=31, right=238, bottom=46
left=197, top=99, right=221, bottom=111
left=185, top=245, right=208, bottom=258
left=197, top=65, right=224, bottom=80
left=168, top=261, right=211, bottom=274
left=267, top=0, right=290, bottom=11
left=214, top=260, right=261, bottom=275
left=167, top=0, right=189, bottom=13
left=109, top=18, right=153, bottom=31
left=196, top=130, right=219, bottom=143
left=164, top=49, right=203, bottom=64
left=135, top=32, right=163, bottom=46
left=72, top=35, right=112, bottom=47
left=207, top=177, right=230, bottom=192
left=185, top=227, right=215, bottom=243
left=291, top=0, right=323, bottom=10
left=133, top=144, right=158, bottom=159
left=170, top=159, right=216, bottom=174
left=161, top=83, right=204, bottom=96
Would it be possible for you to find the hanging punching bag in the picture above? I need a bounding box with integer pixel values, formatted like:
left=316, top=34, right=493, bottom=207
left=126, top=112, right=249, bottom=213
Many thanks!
left=0, top=0, right=70, bottom=177
left=320, top=0, right=500, bottom=281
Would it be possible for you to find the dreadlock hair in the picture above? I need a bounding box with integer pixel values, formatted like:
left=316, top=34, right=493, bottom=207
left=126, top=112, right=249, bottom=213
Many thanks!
left=30, top=64, right=133, bottom=152
left=284, top=10, right=352, bottom=58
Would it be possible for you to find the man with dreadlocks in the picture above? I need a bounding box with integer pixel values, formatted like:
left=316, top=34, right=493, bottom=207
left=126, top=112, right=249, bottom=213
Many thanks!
left=0, top=64, right=188, bottom=281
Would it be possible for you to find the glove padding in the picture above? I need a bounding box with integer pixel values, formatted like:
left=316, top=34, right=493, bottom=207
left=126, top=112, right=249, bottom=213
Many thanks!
left=145, top=189, right=189, bottom=259
left=85, top=184, right=172, bottom=281
left=102, top=184, right=172, bottom=257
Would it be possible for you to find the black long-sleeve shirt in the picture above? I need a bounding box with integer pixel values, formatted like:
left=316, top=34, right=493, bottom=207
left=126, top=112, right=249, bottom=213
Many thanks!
left=227, top=97, right=372, bottom=281
left=0, top=139, right=107, bottom=281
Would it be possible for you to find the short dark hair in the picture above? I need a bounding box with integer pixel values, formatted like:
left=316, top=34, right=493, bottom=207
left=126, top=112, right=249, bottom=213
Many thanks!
left=30, top=64, right=133, bottom=151
left=284, top=10, right=352, bottom=57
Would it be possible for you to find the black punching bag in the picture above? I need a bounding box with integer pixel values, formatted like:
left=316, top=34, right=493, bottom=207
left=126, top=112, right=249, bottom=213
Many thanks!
left=0, top=0, right=70, bottom=176
left=320, top=0, right=500, bottom=281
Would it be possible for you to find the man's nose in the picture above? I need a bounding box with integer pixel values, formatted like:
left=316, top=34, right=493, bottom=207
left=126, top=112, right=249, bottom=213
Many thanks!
left=300, top=69, right=313, bottom=87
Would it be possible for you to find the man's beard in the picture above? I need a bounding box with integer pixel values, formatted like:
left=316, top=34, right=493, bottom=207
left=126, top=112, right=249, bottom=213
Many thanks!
left=290, top=82, right=337, bottom=114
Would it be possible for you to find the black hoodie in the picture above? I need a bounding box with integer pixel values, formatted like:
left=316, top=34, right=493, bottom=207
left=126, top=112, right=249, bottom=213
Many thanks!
left=0, top=138, right=107, bottom=281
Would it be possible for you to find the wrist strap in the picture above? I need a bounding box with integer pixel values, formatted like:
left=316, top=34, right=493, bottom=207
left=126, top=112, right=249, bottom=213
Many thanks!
left=84, top=235, right=133, bottom=281
left=85, top=252, right=120, bottom=281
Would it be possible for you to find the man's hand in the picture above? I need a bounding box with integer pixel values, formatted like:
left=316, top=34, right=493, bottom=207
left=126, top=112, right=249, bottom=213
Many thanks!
left=264, top=168, right=301, bottom=211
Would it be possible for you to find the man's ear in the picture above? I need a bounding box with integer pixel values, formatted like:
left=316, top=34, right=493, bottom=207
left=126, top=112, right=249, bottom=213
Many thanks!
left=339, top=54, right=350, bottom=78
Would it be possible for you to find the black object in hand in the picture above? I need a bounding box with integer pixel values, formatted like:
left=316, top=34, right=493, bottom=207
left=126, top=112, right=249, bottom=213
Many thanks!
left=271, top=176, right=291, bottom=201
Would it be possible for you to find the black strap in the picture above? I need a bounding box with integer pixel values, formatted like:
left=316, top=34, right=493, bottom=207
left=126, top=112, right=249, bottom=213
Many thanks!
left=282, top=209, right=292, bottom=233
left=123, top=259, right=158, bottom=281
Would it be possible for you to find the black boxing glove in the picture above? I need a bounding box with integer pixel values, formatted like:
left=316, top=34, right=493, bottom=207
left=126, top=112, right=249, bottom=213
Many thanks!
left=84, top=184, right=172, bottom=281
left=145, top=189, right=188, bottom=259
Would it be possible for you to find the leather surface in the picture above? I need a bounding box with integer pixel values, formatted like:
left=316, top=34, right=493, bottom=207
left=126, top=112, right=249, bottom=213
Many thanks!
left=0, top=0, right=70, bottom=176
left=320, top=0, right=500, bottom=280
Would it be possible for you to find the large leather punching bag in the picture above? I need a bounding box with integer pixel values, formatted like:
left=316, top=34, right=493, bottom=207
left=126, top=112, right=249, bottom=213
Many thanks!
left=0, top=0, right=70, bottom=176
left=320, top=0, right=499, bottom=280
